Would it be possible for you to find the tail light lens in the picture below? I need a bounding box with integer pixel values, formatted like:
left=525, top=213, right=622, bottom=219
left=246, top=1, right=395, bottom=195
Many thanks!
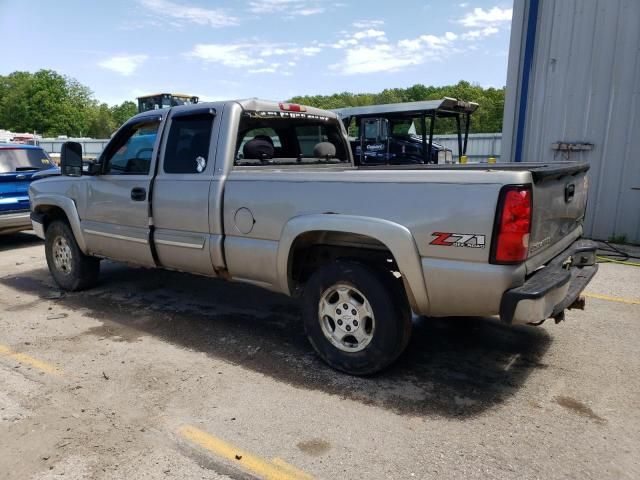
left=491, top=185, right=532, bottom=264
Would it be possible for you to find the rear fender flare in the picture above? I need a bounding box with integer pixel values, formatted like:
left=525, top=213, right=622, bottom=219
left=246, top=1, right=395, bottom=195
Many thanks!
left=276, top=214, right=430, bottom=314
left=32, top=195, right=87, bottom=253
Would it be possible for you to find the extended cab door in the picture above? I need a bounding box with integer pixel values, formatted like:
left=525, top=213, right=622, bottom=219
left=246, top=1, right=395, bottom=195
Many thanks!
left=151, top=107, right=217, bottom=276
left=81, top=115, right=162, bottom=266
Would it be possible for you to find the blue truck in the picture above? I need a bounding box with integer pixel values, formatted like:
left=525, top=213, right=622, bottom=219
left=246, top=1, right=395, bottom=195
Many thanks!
left=0, top=144, right=57, bottom=234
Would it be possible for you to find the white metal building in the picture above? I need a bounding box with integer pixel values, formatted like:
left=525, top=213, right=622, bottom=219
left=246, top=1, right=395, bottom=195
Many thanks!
left=502, top=0, right=640, bottom=244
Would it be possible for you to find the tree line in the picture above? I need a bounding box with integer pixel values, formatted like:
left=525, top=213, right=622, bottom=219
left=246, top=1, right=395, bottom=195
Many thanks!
left=290, top=81, right=505, bottom=134
left=0, top=70, right=505, bottom=138
left=0, top=70, right=136, bottom=138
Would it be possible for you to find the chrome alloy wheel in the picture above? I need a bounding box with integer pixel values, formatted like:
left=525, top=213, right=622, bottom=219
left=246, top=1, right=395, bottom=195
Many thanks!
left=318, top=284, right=375, bottom=352
left=52, top=236, right=73, bottom=275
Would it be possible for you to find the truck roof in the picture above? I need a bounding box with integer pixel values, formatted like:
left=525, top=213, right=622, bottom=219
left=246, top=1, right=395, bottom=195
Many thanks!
left=235, top=98, right=341, bottom=119
left=0, top=143, right=44, bottom=150
left=127, top=99, right=341, bottom=124
left=332, top=97, right=479, bottom=119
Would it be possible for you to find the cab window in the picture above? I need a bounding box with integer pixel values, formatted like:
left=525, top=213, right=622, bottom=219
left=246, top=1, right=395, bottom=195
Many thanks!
left=235, top=113, right=349, bottom=166
left=163, top=113, right=213, bottom=174
left=103, top=120, right=160, bottom=175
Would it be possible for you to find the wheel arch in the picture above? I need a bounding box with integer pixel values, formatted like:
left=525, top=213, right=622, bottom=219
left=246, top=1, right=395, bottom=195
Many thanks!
left=276, top=214, right=430, bottom=314
left=32, top=195, right=87, bottom=253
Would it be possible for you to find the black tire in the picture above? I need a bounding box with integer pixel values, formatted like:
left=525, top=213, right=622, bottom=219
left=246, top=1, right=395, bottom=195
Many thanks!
left=45, top=220, right=100, bottom=291
left=302, top=261, right=412, bottom=375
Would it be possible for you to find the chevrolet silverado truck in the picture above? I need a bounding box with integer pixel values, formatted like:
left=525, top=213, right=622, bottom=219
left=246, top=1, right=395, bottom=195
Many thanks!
left=29, top=99, right=598, bottom=375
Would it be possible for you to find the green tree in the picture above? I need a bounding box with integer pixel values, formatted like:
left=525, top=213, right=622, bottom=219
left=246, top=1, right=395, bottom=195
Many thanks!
left=86, top=103, right=117, bottom=138
left=0, top=69, right=94, bottom=136
left=111, top=101, right=137, bottom=126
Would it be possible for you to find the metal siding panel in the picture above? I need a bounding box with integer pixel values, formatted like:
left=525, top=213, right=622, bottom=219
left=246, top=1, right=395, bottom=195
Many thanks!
left=432, top=134, right=502, bottom=162
left=611, top=0, right=640, bottom=242
left=514, top=0, right=640, bottom=243
left=501, top=0, right=528, bottom=163
left=589, top=0, right=634, bottom=240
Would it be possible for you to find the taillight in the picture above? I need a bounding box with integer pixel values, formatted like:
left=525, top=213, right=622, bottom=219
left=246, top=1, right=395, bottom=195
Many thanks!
left=279, top=102, right=306, bottom=112
left=491, top=185, right=532, bottom=264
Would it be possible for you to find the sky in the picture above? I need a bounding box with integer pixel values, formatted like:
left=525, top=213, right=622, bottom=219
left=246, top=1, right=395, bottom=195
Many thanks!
left=0, top=0, right=513, bottom=106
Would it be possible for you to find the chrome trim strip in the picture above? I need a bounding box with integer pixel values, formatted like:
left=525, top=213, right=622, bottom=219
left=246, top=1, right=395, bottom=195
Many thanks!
left=84, top=229, right=148, bottom=244
left=155, top=238, right=204, bottom=249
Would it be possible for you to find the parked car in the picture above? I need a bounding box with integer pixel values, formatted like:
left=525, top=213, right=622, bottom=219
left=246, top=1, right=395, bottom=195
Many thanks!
left=0, top=144, right=57, bottom=234
left=29, top=100, right=597, bottom=375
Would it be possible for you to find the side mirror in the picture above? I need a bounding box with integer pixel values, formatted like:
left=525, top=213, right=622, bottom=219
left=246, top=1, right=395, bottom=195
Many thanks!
left=60, top=142, right=83, bottom=177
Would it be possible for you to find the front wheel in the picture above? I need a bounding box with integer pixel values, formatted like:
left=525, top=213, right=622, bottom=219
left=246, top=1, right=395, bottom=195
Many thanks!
left=45, top=220, right=100, bottom=291
left=302, top=262, right=412, bottom=375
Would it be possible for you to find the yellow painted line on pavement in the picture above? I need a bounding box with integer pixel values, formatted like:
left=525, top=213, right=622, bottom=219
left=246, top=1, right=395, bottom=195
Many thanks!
left=271, top=458, right=314, bottom=480
left=584, top=292, right=640, bottom=306
left=179, top=425, right=313, bottom=480
left=0, top=344, right=63, bottom=376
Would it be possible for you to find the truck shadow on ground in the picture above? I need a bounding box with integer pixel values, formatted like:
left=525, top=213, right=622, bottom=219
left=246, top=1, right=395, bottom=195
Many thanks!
left=3, top=260, right=552, bottom=419
left=0, top=232, right=42, bottom=253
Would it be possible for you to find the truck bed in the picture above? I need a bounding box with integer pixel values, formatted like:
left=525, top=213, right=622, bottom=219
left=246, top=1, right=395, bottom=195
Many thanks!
left=358, top=161, right=590, bottom=182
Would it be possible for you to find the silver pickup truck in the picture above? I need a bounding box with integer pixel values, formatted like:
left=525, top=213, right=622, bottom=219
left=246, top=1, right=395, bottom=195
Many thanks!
left=29, top=99, right=598, bottom=375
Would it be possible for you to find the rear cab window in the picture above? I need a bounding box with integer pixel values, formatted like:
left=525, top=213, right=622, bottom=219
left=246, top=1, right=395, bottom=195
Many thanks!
left=163, top=113, right=214, bottom=174
left=234, top=110, right=349, bottom=166
left=0, top=147, right=52, bottom=173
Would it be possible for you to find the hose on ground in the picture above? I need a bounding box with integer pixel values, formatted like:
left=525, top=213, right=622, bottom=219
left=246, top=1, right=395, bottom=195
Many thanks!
left=595, top=240, right=640, bottom=267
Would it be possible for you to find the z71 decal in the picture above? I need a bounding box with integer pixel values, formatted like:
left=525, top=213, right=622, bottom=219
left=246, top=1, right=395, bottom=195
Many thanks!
left=430, top=232, right=486, bottom=249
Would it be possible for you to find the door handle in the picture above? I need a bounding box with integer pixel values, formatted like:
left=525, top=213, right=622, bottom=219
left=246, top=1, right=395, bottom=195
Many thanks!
left=131, top=187, right=146, bottom=201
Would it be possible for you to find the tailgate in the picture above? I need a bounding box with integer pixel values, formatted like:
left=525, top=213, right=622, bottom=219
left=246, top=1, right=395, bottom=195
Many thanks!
left=527, top=163, right=590, bottom=264
left=0, top=172, right=33, bottom=212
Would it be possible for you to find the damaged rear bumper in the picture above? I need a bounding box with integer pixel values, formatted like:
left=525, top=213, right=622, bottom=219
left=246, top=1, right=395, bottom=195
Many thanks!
left=500, top=239, right=598, bottom=325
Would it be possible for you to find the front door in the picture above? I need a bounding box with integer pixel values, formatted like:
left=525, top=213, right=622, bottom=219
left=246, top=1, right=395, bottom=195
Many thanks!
left=81, top=116, right=162, bottom=266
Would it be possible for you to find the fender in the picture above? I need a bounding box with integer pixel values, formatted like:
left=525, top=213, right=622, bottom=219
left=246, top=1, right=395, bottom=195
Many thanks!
left=276, top=214, right=430, bottom=314
left=31, top=194, right=88, bottom=253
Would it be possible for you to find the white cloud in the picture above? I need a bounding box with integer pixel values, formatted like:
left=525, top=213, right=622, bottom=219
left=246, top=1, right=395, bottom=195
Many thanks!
left=248, top=64, right=279, bottom=74
left=352, top=19, right=384, bottom=29
left=301, top=46, right=322, bottom=56
left=334, top=44, right=421, bottom=74
left=462, top=26, right=499, bottom=40
left=332, top=31, right=457, bottom=75
left=139, top=0, right=238, bottom=27
left=296, top=7, right=324, bottom=15
left=248, top=0, right=325, bottom=17
left=98, top=54, right=148, bottom=76
left=458, top=6, right=512, bottom=27
left=331, top=38, right=359, bottom=49
left=329, top=28, right=388, bottom=50
left=397, top=38, right=422, bottom=51
left=353, top=29, right=386, bottom=40
left=188, top=44, right=261, bottom=68
left=187, top=42, right=321, bottom=74
left=258, top=45, right=321, bottom=57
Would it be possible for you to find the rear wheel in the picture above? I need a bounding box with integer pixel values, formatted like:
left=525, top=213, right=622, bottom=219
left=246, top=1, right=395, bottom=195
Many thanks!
left=302, top=261, right=412, bottom=375
left=45, top=220, right=100, bottom=291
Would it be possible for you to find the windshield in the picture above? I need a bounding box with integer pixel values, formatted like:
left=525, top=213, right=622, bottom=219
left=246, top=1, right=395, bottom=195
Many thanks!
left=0, top=148, right=52, bottom=173
left=235, top=112, right=349, bottom=166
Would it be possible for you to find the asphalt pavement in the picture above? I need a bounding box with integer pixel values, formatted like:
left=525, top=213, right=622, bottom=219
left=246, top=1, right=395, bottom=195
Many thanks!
left=1, top=231, right=639, bottom=479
